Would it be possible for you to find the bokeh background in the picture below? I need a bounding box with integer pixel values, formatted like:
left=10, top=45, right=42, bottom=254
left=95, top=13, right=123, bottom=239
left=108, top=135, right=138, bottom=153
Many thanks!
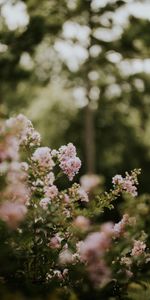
left=0, top=0, right=150, bottom=193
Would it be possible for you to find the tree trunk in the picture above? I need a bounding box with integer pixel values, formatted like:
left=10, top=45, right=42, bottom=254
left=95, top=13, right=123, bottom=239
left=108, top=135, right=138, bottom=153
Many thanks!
left=84, top=0, right=96, bottom=174
left=84, top=103, right=95, bottom=174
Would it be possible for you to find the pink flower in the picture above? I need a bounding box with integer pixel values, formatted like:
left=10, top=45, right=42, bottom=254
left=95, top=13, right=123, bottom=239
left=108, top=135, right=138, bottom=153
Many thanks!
left=32, top=147, right=54, bottom=170
left=44, top=185, right=58, bottom=199
left=100, top=222, right=114, bottom=237
left=34, top=179, right=44, bottom=187
left=5, top=114, right=41, bottom=148
left=80, top=174, right=101, bottom=192
left=60, top=157, right=81, bottom=181
left=112, top=174, right=138, bottom=197
left=53, top=270, right=63, bottom=280
left=77, top=224, right=112, bottom=286
left=0, top=136, right=19, bottom=162
left=59, top=249, right=73, bottom=265
left=58, top=143, right=81, bottom=180
left=49, top=235, right=62, bottom=249
left=126, top=270, right=133, bottom=278
left=122, top=178, right=137, bottom=197
left=112, top=175, right=123, bottom=185
left=78, top=187, right=89, bottom=202
left=63, top=194, right=70, bottom=203
left=39, top=198, right=51, bottom=210
left=6, top=183, right=30, bottom=204
left=113, top=214, right=130, bottom=237
left=7, top=161, right=28, bottom=183
left=87, top=260, right=111, bottom=287
left=74, top=216, right=90, bottom=230
left=78, top=232, right=111, bottom=262
left=59, top=143, right=76, bottom=159
left=120, top=256, right=132, bottom=267
left=20, top=162, right=29, bottom=172
left=16, top=114, right=41, bottom=147
left=0, top=201, right=27, bottom=228
left=51, top=149, right=58, bottom=157
left=131, top=240, right=146, bottom=256
left=44, top=172, right=55, bottom=186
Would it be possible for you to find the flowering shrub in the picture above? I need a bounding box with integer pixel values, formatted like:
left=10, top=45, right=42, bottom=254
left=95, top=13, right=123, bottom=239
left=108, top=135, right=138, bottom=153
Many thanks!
left=0, top=114, right=150, bottom=300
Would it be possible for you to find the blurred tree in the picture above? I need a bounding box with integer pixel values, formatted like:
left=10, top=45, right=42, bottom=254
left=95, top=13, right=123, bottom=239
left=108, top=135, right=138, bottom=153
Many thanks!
left=0, top=0, right=150, bottom=192
left=54, top=0, right=150, bottom=192
left=0, top=0, right=68, bottom=112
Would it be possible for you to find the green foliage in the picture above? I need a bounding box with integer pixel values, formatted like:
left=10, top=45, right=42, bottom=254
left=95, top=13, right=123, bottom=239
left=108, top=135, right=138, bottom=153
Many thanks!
left=127, top=282, right=150, bottom=300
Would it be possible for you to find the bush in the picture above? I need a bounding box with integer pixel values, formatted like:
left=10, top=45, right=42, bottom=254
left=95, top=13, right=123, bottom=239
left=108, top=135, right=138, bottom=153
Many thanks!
left=0, top=115, right=149, bottom=300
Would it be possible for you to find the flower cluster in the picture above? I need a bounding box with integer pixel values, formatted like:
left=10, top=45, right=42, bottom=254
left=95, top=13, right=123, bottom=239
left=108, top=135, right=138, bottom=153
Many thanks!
left=58, top=143, right=81, bottom=180
left=6, top=114, right=41, bottom=148
left=131, top=240, right=146, bottom=257
left=0, top=118, right=30, bottom=228
left=77, top=223, right=113, bottom=286
left=0, top=126, right=19, bottom=162
left=0, top=201, right=27, bottom=229
left=112, top=170, right=140, bottom=197
left=80, top=173, right=101, bottom=192
left=113, top=214, right=130, bottom=237
left=32, top=147, right=54, bottom=171
left=119, top=238, right=147, bottom=279
left=75, top=214, right=139, bottom=285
